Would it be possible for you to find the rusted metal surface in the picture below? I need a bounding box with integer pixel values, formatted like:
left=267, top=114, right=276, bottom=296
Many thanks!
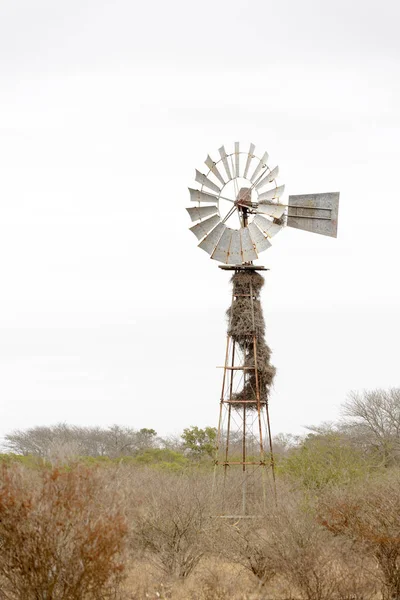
left=226, top=399, right=267, bottom=404
left=237, top=186, right=251, bottom=206
left=217, top=366, right=256, bottom=370
left=218, top=264, right=269, bottom=271
left=223, top=461, right=268, bottom=465
left=287, top=192, right=340, bottom=237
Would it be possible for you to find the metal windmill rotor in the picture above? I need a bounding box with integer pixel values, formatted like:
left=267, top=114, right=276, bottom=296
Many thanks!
left=186, top=142, right=339, bottom=263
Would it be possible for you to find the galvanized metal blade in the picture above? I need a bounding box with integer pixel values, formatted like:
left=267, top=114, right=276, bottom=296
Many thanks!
left=211, top=228, right=233, bottom=263
left=240, top=227, right=258, bottom=262
left=195, top=170, right=221, bottom=194
left=204, top=155, right=225, bottom=186
left=253, top=214, right=282, bottom=238
left=189, top=214, right=221, bottom=241
left=234, top=142, right=240, bottom=178
left=255, top=165, right=279, bottom=191
left=248, top=222, right=272, bottom=253
left=287, top=192, right=339, bottom=238
left=186, top=206, right=218, bottom=222
left=243, top=143, right=256, bottom=178
left=250, top=151, right=269, bottom=183
left=258, top=184, right=285, bottom=202
left=198, top=222, right=226, bottom=255
left=227, top=230, right=242, bottom=265
left=218, top=146, right=232, bottom=181
left=188, top=187, right=219, bottom=204
left=255, top=203, right=286, bottom=219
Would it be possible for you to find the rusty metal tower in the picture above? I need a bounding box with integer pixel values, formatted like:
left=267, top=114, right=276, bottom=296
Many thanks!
left=186, top=142, right=340, bottom=516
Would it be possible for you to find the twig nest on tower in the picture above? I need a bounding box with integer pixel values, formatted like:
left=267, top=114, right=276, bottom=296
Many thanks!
left=226, top=270, right=276, bottom=410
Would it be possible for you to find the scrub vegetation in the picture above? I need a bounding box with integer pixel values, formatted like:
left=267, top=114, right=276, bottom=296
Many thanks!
left=1, top=388, right=400, bottom=599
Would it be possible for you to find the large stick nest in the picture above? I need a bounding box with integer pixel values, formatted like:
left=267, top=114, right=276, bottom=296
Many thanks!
left=226, top=271, right=276, bottom=410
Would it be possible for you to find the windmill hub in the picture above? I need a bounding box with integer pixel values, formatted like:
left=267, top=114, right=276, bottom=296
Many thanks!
left=235, top=187, right=252, bottom=207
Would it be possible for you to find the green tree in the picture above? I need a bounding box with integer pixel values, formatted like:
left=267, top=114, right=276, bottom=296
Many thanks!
left=279, top=432, right=378, bottom=489
left=181, top=426, right=217, bottom=459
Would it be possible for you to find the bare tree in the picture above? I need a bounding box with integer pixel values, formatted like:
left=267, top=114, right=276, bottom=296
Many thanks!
left=342, top=388, right=400, bottom=465
left=133, top=474, right=211, bottom=579
left=3, top=424, right=159, bottom=459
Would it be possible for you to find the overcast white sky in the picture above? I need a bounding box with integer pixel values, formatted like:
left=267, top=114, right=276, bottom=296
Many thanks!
left=0, top=0, right=399, bottom=441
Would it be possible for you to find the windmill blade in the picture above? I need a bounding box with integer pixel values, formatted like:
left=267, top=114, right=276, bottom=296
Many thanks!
left=253, top=214, right=282, bottom=238
left=186, top=206, right=218, bottom=222
left=205, top=155, right=225, bottom=186
left=227, top=230, right=242, bottom=265
left=240, top=227, right=258, bottom=262
left=195, top=170, right=221, bottom=194
left=250, top=152, right=269, bottom=183
left=258, top=184, right=285, bottom=202
left=234, top=142, right=240, bottom=178
left=287, top=192, right=340, bottom=238
left=188, top=188, right=219, bottom=204
left=198, top=222, right=226, bottom=255
left=243, top=143, right=256, bottom=178
left=189, top=214, right=221, bottom=241
left=211, top=227, right=233, bottom=263
left=255, top=165, right=279, bottom=191
left=255, top=204, right=286, bottom=219
left=248, top=222, right=272, bottom=253
left=218, top=146, right=232, bottom=180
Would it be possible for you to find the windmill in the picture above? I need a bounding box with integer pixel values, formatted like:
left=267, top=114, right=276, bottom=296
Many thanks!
left=186, top=143, right=339, bottom=516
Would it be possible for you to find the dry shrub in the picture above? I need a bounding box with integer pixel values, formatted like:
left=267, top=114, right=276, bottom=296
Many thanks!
left=333, top=551, right=378, bottom=600
left=319, top=476, right=400, bottom=600
left=133, top=474, right=211, bottom=579
left=189, top=562, right=255, bottom=600
left=0, top=463, right=128, bottom=600
left=216, top=520, right=276, bottom=587
left=126, top=558, right=255, bottom=600
left=265, top=504, right=339, bottom=600
left=227, top=270, right=275, bottom=409
left=217, top=497, right=339, bottom=600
